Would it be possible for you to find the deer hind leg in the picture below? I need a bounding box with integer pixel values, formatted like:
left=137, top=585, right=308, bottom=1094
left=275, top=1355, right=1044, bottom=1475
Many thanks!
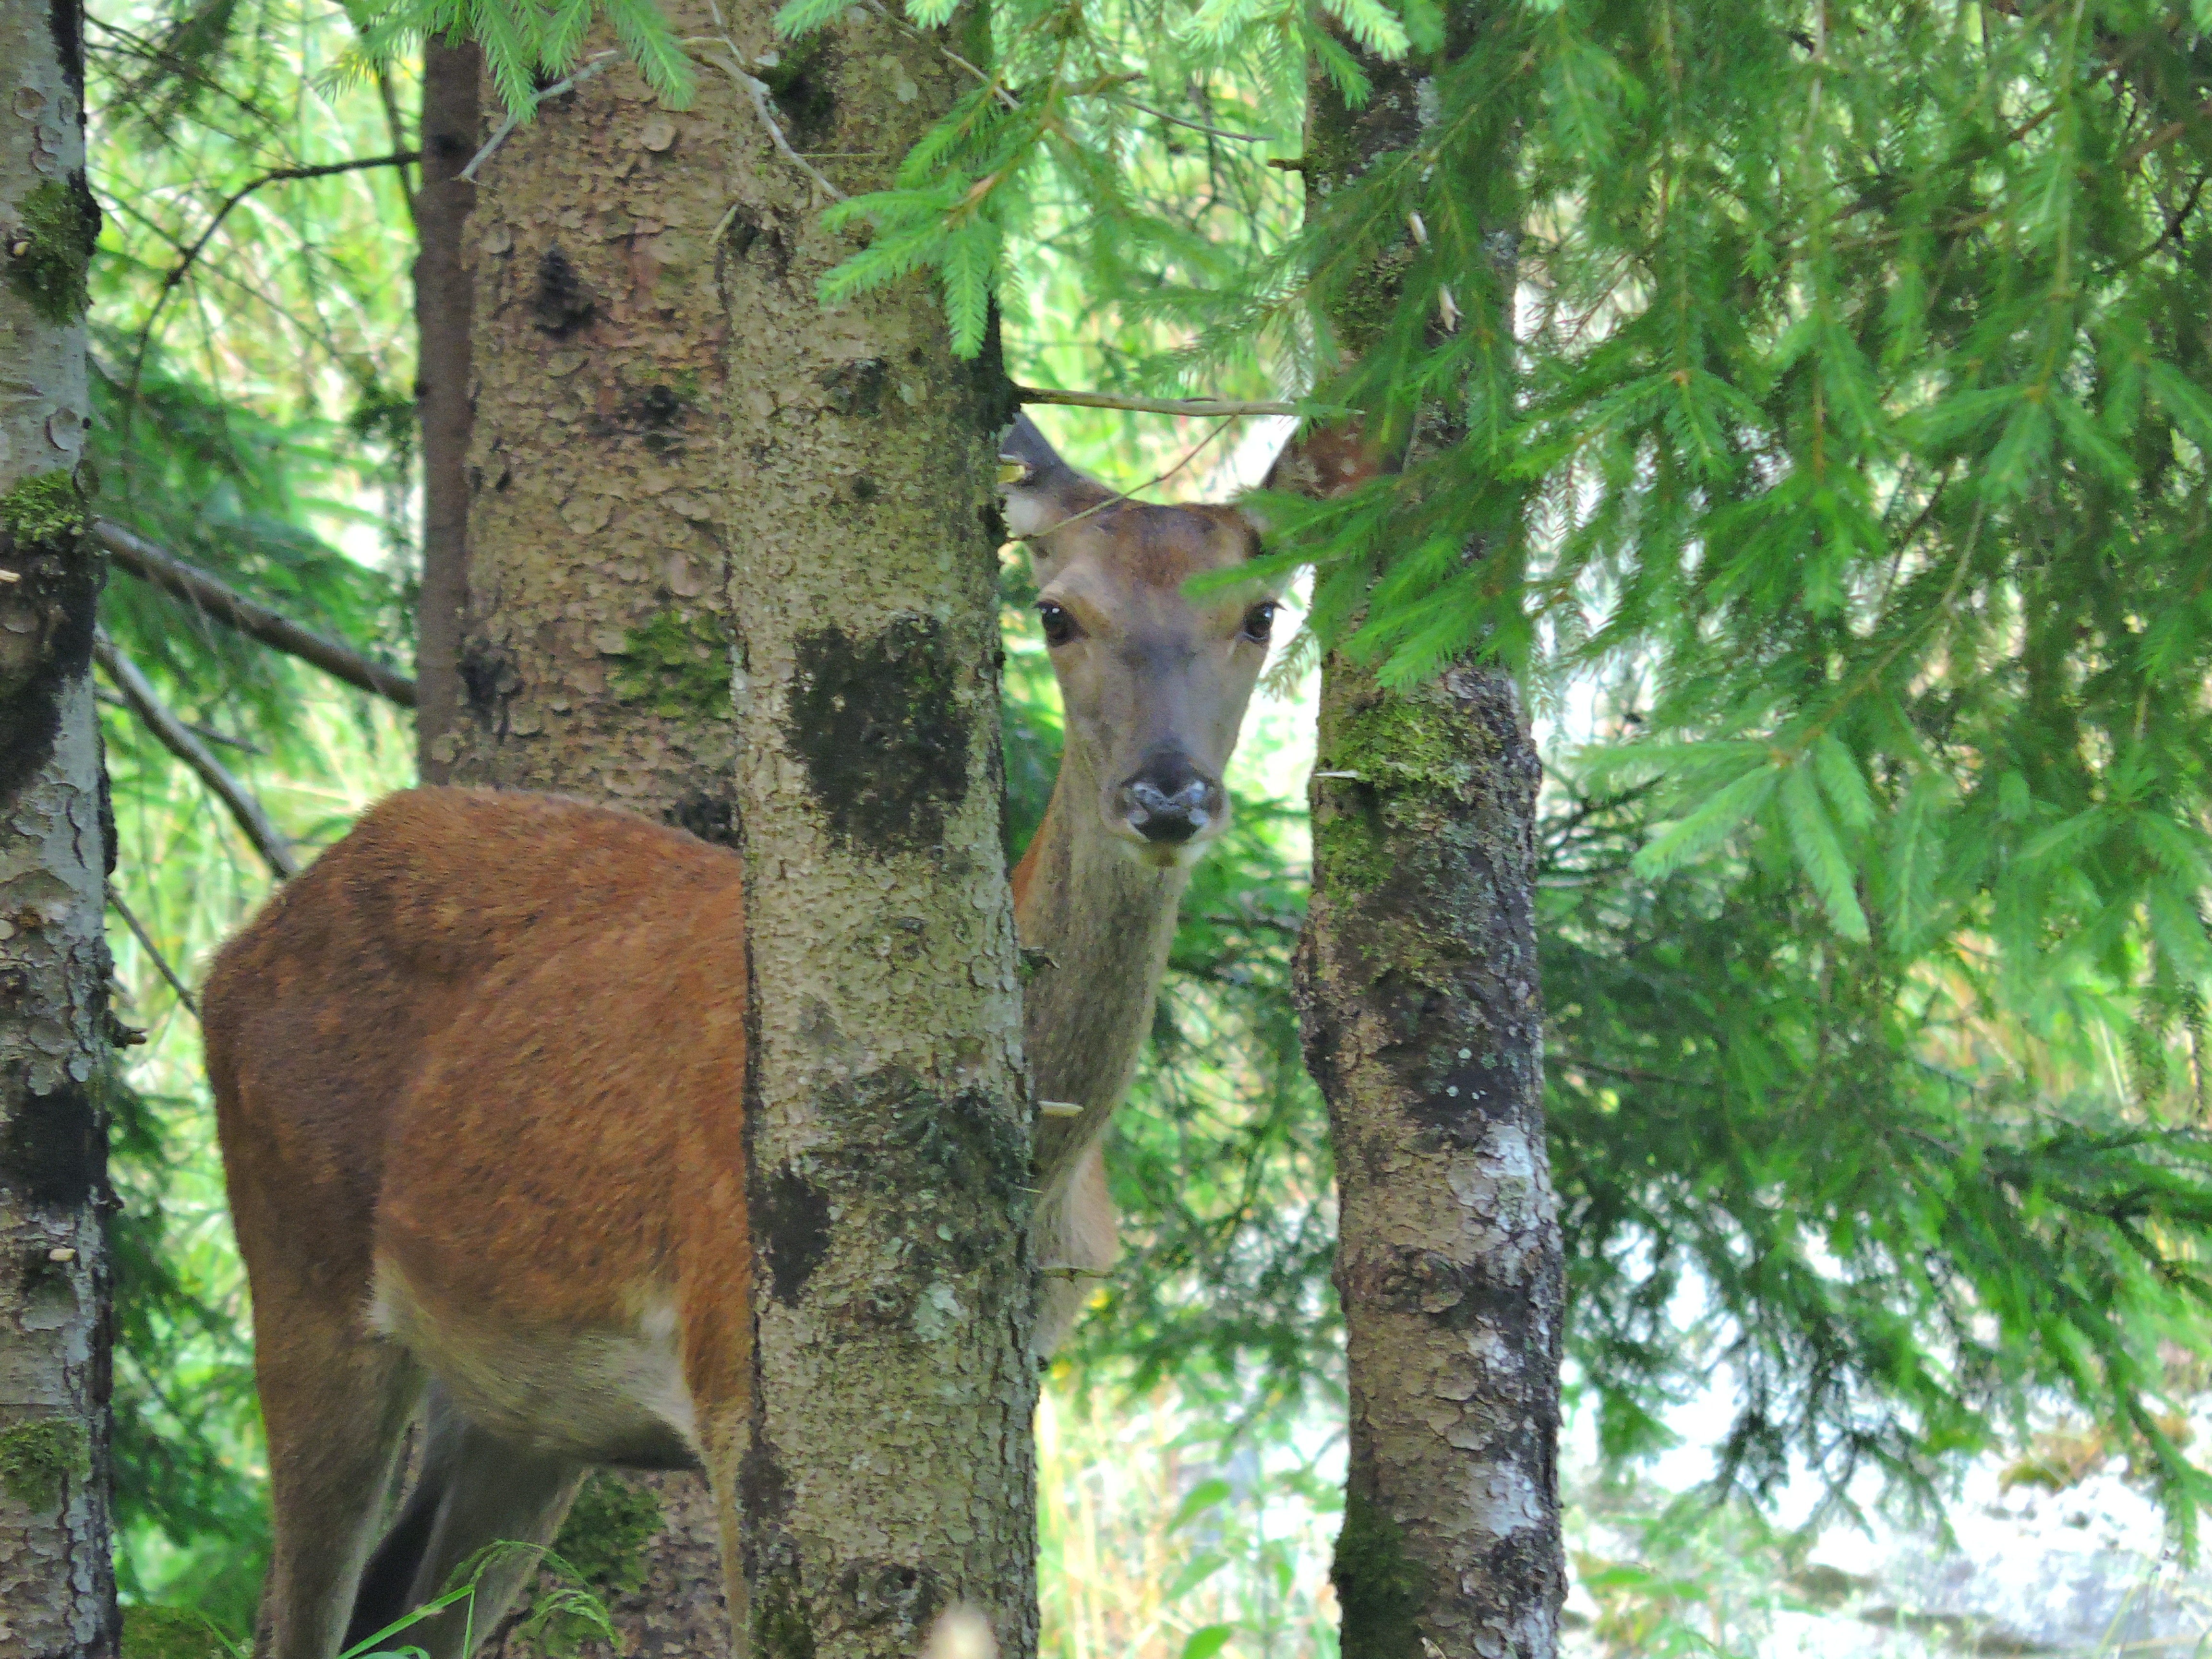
left=253, top=1306, right=425, bottom=1659
left=346, top=1384, right=586, bottom=1659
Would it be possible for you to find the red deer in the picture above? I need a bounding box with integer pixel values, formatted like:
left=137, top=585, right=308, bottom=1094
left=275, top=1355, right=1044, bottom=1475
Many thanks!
left=204, top=416, right=1285, bottom=1659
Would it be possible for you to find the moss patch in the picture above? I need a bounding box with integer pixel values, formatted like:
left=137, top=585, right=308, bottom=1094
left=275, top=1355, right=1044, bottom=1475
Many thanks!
left=1314, top=688, right=1491, bottom=897
left=0, top=469, right=85, bottom=547
left=1331, top=1491, right=1428, bottom=1659
left=551, top=1472, right=663, bottom=1596
left=751, top=1568, right=818, bottom=1659
left=609, top=609, right=733, bottom=720
left=120, top=1606, right=232, bottom=1659
left=1334, top=693, right=1483, bottom=799
left=8, top=177, right=99, bottom=327
left=0, top=1417, right=89, bottom=1511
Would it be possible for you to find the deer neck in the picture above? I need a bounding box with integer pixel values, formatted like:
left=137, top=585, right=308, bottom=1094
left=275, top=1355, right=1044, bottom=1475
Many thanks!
left=1015, top=750, right=1191, bottom=1191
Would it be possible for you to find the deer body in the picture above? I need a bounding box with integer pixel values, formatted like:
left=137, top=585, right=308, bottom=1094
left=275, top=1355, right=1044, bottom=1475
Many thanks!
left=207, top=418, right=1279, bottom=1659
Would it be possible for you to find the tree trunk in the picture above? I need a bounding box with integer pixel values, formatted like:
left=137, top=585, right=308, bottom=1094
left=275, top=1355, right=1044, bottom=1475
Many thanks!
left=412, top=38, right=479, bottom=783
left=715, top=13, right=1038, bottom=1659
left=440, top=24, right=741, bottom=836
left=0, top=0, right=117, bottom=1649
left=1291, top=18, right=1566, bottom=1659
left=443, top=26, right=746, bottom=1659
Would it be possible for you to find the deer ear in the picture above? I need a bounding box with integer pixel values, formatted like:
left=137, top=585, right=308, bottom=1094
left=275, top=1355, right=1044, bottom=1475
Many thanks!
left=1240, top=424, right=1392, bottom=540
left=999, top=414, right=1109, bottom=539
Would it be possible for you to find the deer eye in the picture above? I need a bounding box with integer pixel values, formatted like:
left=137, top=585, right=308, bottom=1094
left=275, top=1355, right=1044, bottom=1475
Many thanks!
left=1037, top=601, right=1080, bottom=647
left=1240, top=601, right=1279, bottom=644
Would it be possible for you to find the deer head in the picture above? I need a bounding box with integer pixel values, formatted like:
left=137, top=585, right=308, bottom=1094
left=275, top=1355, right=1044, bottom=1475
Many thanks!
left=999, top=416, right=1281, bottom=870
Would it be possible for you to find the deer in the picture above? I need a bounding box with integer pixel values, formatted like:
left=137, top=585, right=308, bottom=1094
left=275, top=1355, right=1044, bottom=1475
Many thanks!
left=202, top=414, right=1287, bottom=1659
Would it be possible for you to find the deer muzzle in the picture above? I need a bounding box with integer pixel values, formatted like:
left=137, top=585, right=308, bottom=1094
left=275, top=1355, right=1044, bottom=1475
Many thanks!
left=1116, top=752, right=1225, bottom=847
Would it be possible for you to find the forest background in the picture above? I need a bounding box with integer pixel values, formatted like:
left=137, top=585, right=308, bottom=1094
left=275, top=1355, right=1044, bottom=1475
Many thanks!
left=52, top=0, right=2212, bottom=1654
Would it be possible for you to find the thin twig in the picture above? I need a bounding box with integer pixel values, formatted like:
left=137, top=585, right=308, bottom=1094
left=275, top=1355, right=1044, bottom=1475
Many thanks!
left=94, top=629, right=301, bottom=880
left=108, top=888, right=199, bottom=1017
left=737, top=67, right=847, bottom=201
left=459, top=52, right=621, bottom=183
left=371, top=62, right=421, bottom=227
left=122, top=150, right=422, bottom=425
left=862, top=0, right=1017, bottom=110
left=1118, top=96, right=1272, bottom=144
left=1020, top=419, right=1240, bottom=539
left=683, top=34, right=849, bottom=203
left=96, top=518, right=418, bottom=707
left=94, top=688, right=265, bottom=756
left=1016, top=385, right=1305, bottom=418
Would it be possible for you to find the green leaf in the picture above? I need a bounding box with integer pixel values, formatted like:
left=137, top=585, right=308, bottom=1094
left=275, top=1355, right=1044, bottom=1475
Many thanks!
left=1165, top=1551, right=1229, bottom=1602
left=1811, top=733, right=1875, bottom=834
left=1782, top=763, right=1869, bottom=941
left=1180, top=1625, right=1238, bottom=1659
left=774, top=0, right=851, bottom=37
left=1632, top=762, right=1781, bottom=880
left=2149, top=361, right=2212, bottom=456
left=1983, top=398, right=2055, bottom=503
left=1886, top=772, right=1948, bottom=953
left=1168, top=1477, right=1232, bottom=1532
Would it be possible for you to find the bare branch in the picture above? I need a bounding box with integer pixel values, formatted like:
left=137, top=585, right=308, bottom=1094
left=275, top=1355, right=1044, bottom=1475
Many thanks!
left=94, top=687, right=266, bottom=755
left=681, top=27, right=848, bottom=203
left=94, top=629, right=301, bottom=880
left=460, top=52, right=620, bottom=183
left=1015, top=385, right=1305, bottom=418
left=107, top=888, right=199, bottom=1017
left=96, top=518, right=418, bottom=707
left=122, top=149, right=423, bottom=421
left=862, top=0, right=1017, bottom=110
left=1118, top=96, right=1273, bottom=143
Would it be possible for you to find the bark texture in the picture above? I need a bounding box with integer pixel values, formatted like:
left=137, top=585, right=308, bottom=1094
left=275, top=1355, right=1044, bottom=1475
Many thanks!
left=716, top=13, right=1036, bottom=1659
left=1293, top=11, right=1566, bottom=1657
left=445, top=26, right=745, bottom=1656
left=441, top=20, right=741, bottom=839
left=1298, top=667, right=1560, bottom=1659
left=0, top=0, right=116, bottom=1649
left=412, top=39, right=480, bottom=782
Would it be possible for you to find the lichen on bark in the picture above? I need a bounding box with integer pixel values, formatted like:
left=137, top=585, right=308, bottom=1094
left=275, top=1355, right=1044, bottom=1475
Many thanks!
left=0, top=0, right=116, bottom=1648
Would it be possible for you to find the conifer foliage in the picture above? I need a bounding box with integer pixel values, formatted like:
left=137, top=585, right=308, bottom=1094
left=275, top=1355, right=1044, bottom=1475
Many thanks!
left=76, top=0, right=2212, bottom=1580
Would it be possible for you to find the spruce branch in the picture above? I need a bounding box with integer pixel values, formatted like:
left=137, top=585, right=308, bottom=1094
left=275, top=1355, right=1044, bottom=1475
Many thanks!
left=96, top=519, right=418, bottom=707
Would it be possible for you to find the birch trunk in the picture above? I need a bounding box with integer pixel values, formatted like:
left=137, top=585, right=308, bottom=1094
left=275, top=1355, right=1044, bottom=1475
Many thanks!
left=1292, top=16, right=1565, bottom=1657
left=438, top=29, right=745, bottom=1658
left=0, top=0, right=116, bottom=1647
left=716, top=12, right=1038, bottom=1658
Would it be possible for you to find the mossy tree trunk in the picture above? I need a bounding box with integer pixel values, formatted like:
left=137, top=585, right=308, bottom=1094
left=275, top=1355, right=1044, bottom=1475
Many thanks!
left=1291, top=13, right=1565, bottom=1658
left=0, top=0, right=117, bottom=1651
left=438, top=24, right=745, bottom=1659
left=716, top=13, right=1038, bottom=1659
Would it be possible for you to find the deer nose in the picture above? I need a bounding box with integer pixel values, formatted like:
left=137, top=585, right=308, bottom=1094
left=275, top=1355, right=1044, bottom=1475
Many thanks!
left=1117, top=755, right=1221, bottom=845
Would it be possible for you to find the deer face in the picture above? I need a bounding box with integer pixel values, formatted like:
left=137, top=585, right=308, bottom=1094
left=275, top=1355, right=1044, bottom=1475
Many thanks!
left=1000, top=417, right=1280, bottom=869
